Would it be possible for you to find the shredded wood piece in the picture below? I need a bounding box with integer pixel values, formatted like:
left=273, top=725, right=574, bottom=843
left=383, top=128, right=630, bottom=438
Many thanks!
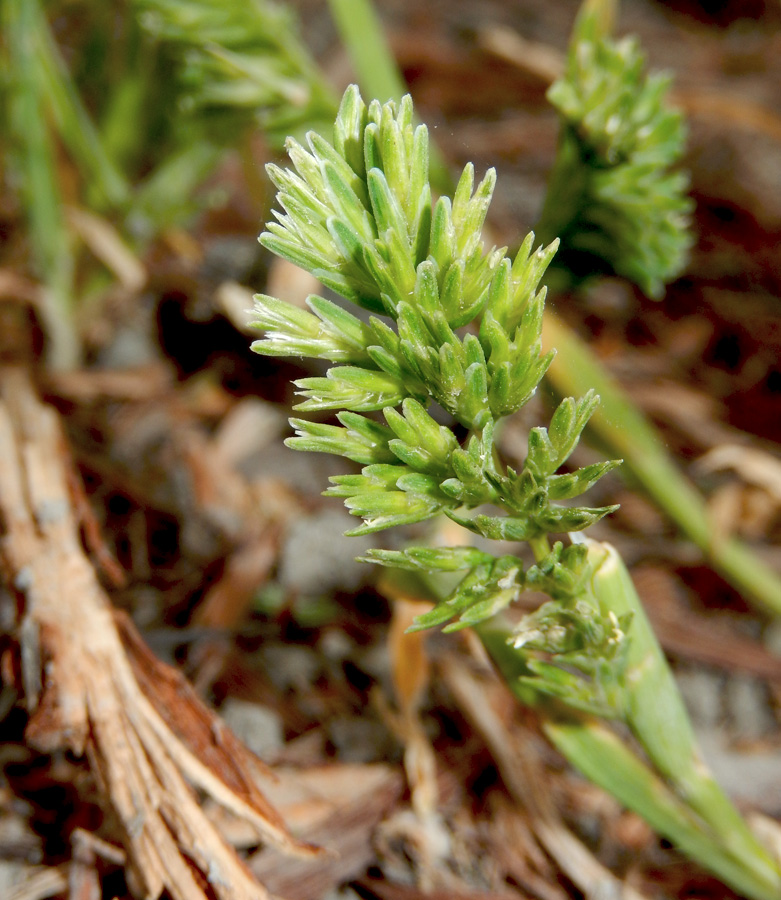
left=0, top=366, right=318, bottom=900
left=5, top=866, right=68, bottom=900
left=698, top=444, right=781, bottom=501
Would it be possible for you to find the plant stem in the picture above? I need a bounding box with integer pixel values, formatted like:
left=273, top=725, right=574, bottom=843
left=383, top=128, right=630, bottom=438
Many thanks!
left=3, top=0, right=79, bottom=369
left=529, top=534, right=552, bottom=562
left=477, top=612, right=781, bottom=900
left=542, top=309, right=781, bottom=617
left=327, top=0, right=407, bottom=107
left=545, top=717, right=781, bottom=900
left=30, top=0, right=130, bottom=210
left=583, top=541, right=779, bottom=875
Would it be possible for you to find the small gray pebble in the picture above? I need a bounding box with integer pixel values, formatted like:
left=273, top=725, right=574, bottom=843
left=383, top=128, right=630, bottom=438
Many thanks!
left=763, top=619, right=781, bottom=657
left=725, top=673, right=775, bottom=741
left=221, top=699, right=284, bottom=760
left=675, top=666, right=723, bottom=730
left=328, top=716, right=391, bottom=764
left=259, top=643, right=320, bottom=692
left=279, top=509, right=373, bottom=596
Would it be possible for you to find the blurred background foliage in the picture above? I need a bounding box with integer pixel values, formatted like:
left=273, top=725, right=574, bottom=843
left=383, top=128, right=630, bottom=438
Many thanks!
left=1, top=0, right=337, bottom=367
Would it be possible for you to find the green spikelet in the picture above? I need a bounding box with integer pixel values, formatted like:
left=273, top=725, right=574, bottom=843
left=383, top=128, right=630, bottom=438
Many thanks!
left=539, top=1, right=693, bottom=297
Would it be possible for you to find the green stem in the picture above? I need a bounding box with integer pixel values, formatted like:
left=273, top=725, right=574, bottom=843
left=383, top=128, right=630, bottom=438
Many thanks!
left=30, top=0, right=130, bottom=210
left=584, top=541, right=779, bottom=874
left=545, top=717, right=781, bottom=900
left=477, top=613, right=781, bottom=900
left=3, top=0, right=79, bottom=368
left=327, top=0, right=407, bottom=107
left=542, top=310, right=781, bottom=617
left=529, top=534, right=552, bottom=562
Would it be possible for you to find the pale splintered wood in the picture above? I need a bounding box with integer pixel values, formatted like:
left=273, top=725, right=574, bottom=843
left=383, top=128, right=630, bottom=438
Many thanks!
left=0, top=366, right=316, bottom=900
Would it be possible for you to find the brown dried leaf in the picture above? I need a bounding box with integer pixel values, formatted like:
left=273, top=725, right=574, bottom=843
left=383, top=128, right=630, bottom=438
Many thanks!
left=250, top=764, right=404, bottom=900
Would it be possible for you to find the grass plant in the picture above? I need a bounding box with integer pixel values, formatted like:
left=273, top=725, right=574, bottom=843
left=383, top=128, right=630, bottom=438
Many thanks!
left=3, top=0, right=779, bottom=891
left=249, top=83, right=781, bottom=900
left=328, top=0, right=781, bottom=617
left=537, top=0, right=693, bottom=297
left=2, top=0, right=78, bottom=367
left=134, top=0, right=338, bottom=147
left=1, top=0, right=338, bottom=341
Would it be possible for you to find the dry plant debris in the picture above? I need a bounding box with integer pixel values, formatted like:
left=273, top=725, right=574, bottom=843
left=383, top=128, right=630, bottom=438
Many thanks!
left=439, top=656, right=650, bottom=900
left=0, top=364, right=317, bottom=900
